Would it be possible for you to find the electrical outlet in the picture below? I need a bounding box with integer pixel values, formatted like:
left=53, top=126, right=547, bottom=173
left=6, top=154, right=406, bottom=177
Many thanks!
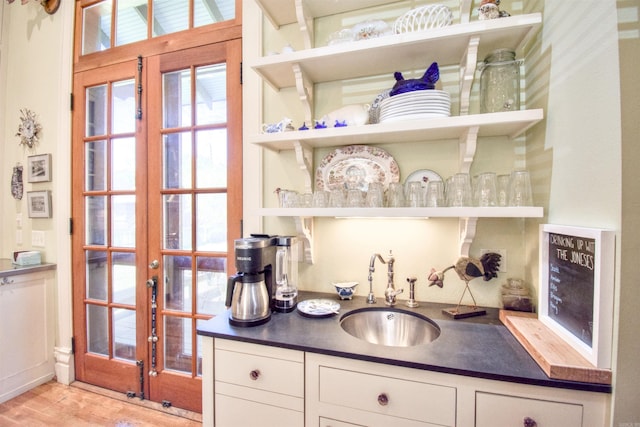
left=16, top=213, right=23, bottom=229
left=481, top=248, right=507, bottom=272
left=32, top=230, right=45, bottom=247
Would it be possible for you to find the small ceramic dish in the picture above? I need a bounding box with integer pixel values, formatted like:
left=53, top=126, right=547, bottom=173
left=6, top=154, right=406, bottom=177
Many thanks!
left=333, top=282, right=359, bottom=300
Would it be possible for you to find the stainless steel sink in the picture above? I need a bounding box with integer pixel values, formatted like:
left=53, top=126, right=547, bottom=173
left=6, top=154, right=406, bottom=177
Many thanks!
left=339, top=307, right=440, bottom=347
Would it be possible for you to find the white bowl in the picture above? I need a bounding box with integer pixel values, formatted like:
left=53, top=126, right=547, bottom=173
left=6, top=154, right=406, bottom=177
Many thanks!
left=333, top=282, right=359, bottom=300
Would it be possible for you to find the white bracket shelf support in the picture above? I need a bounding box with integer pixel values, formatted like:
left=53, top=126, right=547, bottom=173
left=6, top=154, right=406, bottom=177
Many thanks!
left=294, top=0, right=314, bottom=49
left=459, top=217, right=478, bottom=257
left=459, top=36, right=479, bottom=116
left=460, top=0, right=473, bottom=24
left=293, top=140, right=313, bottom=194
left=459, top=125, right=479, bottom=174
left=294, top=216, right=314, bottom=264
left=292, top=63, right=314, bottom=125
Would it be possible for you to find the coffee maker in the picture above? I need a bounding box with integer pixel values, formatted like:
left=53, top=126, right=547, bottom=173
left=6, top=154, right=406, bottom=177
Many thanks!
left=225, top=235, right=277, bottom=327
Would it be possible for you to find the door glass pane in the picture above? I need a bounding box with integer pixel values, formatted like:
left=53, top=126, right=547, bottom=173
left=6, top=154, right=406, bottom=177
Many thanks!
left=113, top=308, right=136, bottom=361
left=196, top=129, right=227, bottom=188
left=196, top=257, right=226, bottom=315
left=194, top=0, right=235, bottom=27
left=112, top=79, right=136, bottom=134
left=153, top=0, right=189, bottom=37
left=82, top=1, right=112, bottom=55
left=116, top=0, right=147, bottom=47
left=163, top=70, right=191, bottom=128
left=112, top=195, right=136, bottom=247
left=164, top=255, right=192, bottom=312
left=164, top=316, right=191, bottom=373
left=164, top=194, right=192, bottom=250
left=196, top=193, right=226, bottom=251
left=87, top=304, right=108, bottom=356
left=196, top=334, right=203, bottom=376
left=86, top=140, right=107, bottom=191
left=112, top=137, right=136, bottom=190
left=86, top=85, right=107, bottom=136
left=195, top=64, right=227, bottom=125
left=86, top=250, right=108, bottom=301
left=163, top=132, right=192, bottom=189
left=113, top=252, right=136, bottom=305
left=86, top=196, right=107, bottom=245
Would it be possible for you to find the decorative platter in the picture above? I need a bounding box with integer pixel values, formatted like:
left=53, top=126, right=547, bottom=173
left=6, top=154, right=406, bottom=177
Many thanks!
left=404, top=169, right=443, bottom=193
left=297, top=299, right=341, bottom=318
left=315, top=145, right=400, bottom=192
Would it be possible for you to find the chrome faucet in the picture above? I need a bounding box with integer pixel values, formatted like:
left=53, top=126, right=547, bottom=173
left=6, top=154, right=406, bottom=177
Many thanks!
left=368, top=251, right=403, bottom=306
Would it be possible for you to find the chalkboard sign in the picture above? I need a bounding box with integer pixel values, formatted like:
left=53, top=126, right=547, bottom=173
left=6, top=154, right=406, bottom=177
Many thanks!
left=539, top=224, right=615, bottom=369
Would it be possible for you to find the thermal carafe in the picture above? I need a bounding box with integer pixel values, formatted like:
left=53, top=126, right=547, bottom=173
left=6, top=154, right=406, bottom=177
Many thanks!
left=226, top=235, right=276, bottom=327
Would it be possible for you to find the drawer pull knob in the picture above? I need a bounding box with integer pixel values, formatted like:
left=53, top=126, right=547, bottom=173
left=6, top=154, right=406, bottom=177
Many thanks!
left=377, top=393, right=389, bottom=406
left=523, top=417, right=537, bottom=427
left=249, top=369, right=260, bottom=380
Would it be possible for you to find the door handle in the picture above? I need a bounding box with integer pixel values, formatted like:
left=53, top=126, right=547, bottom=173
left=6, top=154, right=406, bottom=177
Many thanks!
left=149, top=259, right=159, bottom=269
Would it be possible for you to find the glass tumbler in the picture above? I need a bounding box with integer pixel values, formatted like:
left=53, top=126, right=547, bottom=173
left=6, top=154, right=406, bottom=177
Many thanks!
left=447, top=173, right=472, bottom=207
left=425, top=181, right=445, bottom=207
left=497, top=174, right=510, bottom=207
left=479, top=49, right=520, bottom=113
left=365, top=182, right=384, bottom=207
left=474, top=172, right=498, bottom=207
left=508, top=170, right=533, bottom=206
left=406, top=181, right=424, bottom=207
left=386, top=182, right=405, bottom=207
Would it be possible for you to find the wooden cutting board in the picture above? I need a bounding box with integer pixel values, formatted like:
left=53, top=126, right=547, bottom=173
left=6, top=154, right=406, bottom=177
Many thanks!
left=499, top=310, right=612, bottom=385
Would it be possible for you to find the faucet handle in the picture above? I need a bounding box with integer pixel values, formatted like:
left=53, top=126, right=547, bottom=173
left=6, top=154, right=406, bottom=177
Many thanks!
left=405, top=276, right=419, bottom=308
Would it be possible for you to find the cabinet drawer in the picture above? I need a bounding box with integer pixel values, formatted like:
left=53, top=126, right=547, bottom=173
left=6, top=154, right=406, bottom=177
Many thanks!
left=319, top=366, right=456, bottom=426
left=319, top=417, right=365, bottom=427
left=215, top=394, right=303, bottom=427
left=476, top=392, right=583, bottom=427
left=215, top=344, right=303, bottom=397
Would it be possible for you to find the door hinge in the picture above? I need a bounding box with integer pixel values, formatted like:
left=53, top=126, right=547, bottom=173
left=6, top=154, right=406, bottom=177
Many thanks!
left=240, top=61, right=243, bottom=85
left=71, top=336, right=75, bottom=354
left=69, top=93, right=74, bottom=111
left=69, top=218, right=73, bottom=235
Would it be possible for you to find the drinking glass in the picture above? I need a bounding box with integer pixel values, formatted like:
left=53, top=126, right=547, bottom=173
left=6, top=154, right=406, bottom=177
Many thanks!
left=406, top=181, right=424, bottom=207
left=312, top=190, right=329, bottom=208
left=474, top=172, right=498, bottom=207
left=365, top=182, right=384, bottom=207
left=386, top=182, right=405, bottom=207
left=329, top=189, right=345, bottom=207
left=346, top=189, right=364, bottom=207
left=497, top=174, right=510, bottom=207
left=508, top=170, right=533, bottom=206
left=425, top=181, right=445, bottom=207
left=300, top=192, right=313, bottom=208
left=446, top=173, right=472, bottom=207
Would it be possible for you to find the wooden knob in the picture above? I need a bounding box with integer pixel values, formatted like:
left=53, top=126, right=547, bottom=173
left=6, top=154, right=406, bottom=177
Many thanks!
left=377, top=393, right=389, bottom=406
left=249, top=369, right=260, bottom=380
left=523, top=417, right=537, bottom=427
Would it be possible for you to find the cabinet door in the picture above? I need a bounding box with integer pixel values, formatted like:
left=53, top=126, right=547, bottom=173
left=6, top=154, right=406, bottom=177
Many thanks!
left=476, top=392, right=583, bottom=427
left=215, top=394, right=303, bottom=427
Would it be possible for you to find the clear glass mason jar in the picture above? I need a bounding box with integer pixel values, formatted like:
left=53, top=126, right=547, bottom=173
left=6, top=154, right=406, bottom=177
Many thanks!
left=479, top=49, right=521, bottom=113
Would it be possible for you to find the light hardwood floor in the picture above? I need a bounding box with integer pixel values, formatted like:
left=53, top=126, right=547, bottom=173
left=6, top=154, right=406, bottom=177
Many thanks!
left=0, top=381, right=202, bottom=426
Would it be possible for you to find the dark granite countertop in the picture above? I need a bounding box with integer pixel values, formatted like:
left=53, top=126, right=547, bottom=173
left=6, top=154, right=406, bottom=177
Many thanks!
left=0, top=258, right=56, bottom=278
left=197, top=291, right=611, bottom=394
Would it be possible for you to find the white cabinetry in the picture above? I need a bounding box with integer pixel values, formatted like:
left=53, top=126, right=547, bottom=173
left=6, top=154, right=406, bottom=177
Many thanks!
left=246, top=0, right=544, bottom=262
left=306, top=352, right=609, bottom=427
left=0, top=268, right=56, bottom=403
left=212, top=339, right=304, bottom=427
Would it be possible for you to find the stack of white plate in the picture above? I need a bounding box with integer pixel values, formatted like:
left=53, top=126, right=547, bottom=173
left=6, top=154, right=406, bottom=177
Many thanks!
left=379, top=89, right=450, bottom=123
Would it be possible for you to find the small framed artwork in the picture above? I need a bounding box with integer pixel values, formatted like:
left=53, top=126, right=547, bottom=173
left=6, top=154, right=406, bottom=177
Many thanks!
left=27, top=153, right=52, bottom=183
left=27, top=191, right=52, bottom=218
left=539, top=224, right=615, bottom=368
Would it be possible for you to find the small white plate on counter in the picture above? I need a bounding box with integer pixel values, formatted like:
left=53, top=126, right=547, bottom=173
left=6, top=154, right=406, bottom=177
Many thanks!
left=297, top=299, right=341, bottom=318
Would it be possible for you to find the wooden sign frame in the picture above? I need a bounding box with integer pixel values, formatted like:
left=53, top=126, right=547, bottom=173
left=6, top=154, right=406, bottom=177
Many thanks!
left=539, top=224, right=615, bottom=369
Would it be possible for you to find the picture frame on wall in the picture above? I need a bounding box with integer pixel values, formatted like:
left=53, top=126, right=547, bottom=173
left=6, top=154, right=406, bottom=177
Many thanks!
left=539, top=224, right=615, bottom=369
left=27, top=191, right=52, bottom=218
left=27, top=153, right=52, bottom=183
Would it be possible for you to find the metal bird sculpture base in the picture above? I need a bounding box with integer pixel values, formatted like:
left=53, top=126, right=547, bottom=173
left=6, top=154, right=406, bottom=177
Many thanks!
left=428, top=252, right=502, bottom=319
left=442, top=280, right=487, bottom=318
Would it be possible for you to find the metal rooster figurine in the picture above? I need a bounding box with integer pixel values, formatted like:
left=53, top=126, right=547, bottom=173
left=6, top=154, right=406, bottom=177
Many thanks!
left=428, top=252, right=501, bottom=318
